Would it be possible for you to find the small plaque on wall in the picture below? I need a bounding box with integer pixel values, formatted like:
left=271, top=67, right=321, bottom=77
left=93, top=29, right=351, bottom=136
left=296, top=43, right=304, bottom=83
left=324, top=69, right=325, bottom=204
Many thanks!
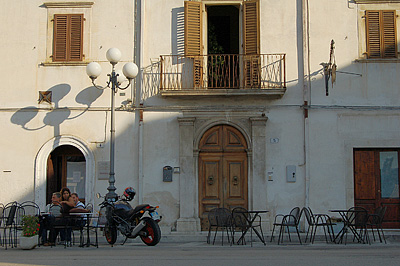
left=98, top=161, right=110, bottom=180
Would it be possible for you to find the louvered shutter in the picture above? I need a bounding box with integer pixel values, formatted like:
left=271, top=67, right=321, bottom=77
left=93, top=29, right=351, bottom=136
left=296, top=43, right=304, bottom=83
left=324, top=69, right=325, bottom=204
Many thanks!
left=184, top=1, right=203, bottom=88
left=53, top=15, right=68, bottom=61
left=53, top=14, right=83, bottom=62
left=366, top=10, right=397, bottom=59
left=382, top=11, right=396, bottom=58
left=69, top=14, right=84, bottom=61
left=185, top=1, right=202, bottom=56
left=243, top=0, right=260, bottom=88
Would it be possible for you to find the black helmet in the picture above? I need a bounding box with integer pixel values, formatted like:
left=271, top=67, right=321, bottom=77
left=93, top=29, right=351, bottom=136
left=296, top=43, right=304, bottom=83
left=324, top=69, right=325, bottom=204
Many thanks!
left=123, top=187, right=136, bottom=201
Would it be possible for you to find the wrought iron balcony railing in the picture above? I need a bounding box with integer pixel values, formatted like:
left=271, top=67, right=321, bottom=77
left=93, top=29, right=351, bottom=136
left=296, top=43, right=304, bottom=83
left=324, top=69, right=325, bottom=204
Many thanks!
left=160, top=54, right=286, bottom=91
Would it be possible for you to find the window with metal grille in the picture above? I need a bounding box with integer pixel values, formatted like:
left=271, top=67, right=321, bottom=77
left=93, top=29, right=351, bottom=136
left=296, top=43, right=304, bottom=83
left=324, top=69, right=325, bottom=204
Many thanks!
left=53, top=14, right=84, bottom=62
left=366, top=10, right=397, bottom=59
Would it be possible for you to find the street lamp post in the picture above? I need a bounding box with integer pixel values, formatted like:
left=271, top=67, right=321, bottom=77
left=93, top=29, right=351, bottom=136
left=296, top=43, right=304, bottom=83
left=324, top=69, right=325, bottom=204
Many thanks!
left=86, top=48, right=138, bottom=202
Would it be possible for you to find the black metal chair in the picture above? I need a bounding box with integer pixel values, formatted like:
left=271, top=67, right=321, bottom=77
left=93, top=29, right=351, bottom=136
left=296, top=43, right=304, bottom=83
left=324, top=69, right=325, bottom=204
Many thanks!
left=0, top=203, right=4, bottom=247
left=344, top=206, right=369, bottom=244
left=303, top=207, right=335, bottom=243
left=271, top=207, right=302, bottom=245
left=231, top=207, right=250, bottom=245
left=1, top=202, right=21, bottom=249
left=367, top=206, right=387, bottom=244
left=207, top=208, right=232, bottom=245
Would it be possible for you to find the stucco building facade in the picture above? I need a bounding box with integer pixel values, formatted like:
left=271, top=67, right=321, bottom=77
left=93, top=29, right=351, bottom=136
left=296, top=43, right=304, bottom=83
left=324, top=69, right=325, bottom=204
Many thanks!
left=1, top=0, right=400, bottom=234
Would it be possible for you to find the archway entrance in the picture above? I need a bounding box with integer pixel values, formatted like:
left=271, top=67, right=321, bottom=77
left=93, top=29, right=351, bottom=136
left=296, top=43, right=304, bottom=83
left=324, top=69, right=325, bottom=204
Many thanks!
left=198, top=125, right=248, bottom=230
left=46, top=145, right=86, bottom=204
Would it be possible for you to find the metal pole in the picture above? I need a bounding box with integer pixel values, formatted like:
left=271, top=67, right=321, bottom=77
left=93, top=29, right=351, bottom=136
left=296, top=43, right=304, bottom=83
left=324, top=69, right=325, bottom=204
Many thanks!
left=106, top=67, right=118, bottom=201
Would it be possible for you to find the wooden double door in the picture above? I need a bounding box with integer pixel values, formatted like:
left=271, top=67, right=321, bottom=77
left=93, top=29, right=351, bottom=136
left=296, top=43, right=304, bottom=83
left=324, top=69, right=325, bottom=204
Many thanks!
left=354, top=149, right=400, bottom=228
left=198, top=125, right=248, bottom=230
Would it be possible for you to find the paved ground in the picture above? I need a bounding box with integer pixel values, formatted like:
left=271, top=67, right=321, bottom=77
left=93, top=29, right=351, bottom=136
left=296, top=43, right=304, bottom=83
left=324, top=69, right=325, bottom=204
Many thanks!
left=1, top=239, right=400, bottom=266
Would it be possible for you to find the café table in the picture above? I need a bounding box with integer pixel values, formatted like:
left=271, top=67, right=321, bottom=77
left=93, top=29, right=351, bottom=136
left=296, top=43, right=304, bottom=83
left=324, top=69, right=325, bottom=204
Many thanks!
left=67, top=212, right=97, bottom=247
left=330, top=209, right=368, bottom=244
left=235, top=210, right=268, bottom=246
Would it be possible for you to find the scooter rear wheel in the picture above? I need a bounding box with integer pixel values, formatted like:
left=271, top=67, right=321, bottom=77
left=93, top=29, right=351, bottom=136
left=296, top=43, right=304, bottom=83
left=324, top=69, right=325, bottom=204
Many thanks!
left=140, top=218, right=161, bottom=246
left=105, top=223, right=117, bottom=245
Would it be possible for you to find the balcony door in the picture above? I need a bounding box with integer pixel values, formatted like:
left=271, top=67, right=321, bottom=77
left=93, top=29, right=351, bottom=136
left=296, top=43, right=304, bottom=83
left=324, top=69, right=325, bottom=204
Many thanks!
left=199, top=125, right=248, bottom=230
left=354, top=149, right=400, bottom=228
left=184, top=0, right=260, bottom=89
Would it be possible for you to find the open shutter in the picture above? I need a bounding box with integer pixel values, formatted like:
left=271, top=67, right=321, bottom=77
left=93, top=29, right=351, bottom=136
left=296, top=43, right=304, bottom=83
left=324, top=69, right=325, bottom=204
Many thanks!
left=53, top=14, right=68, bottom=61
left=243, top=0, right=260, bottom=88
left=53, top=14, right=83, bottom=62
left=366, top=10, right=397, bottom=59
left=382, top=11, right=397, bottom=58
left=185, top=1, right=202, bottom=56
left=69, top=14, right=84, bottom=61
left=185, top=1, right=203, bottom=88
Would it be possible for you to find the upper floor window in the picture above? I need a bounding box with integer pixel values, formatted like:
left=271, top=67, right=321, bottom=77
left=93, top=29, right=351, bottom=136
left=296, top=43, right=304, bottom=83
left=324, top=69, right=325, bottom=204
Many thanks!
left=53, top=14, right=84, bottom=62
left=366, top=10, right=397, bottom=59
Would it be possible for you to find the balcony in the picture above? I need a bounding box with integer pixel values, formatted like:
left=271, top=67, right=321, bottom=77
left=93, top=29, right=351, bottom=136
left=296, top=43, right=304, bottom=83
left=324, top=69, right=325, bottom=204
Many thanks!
left=159, top=54, right=286, bottom=98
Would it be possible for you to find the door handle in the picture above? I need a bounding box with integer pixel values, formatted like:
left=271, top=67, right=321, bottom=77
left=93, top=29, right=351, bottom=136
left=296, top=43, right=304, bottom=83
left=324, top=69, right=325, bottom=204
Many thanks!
left=207, top=176, right=214, bottom=185
left=233, top=176, right=239, bottom=186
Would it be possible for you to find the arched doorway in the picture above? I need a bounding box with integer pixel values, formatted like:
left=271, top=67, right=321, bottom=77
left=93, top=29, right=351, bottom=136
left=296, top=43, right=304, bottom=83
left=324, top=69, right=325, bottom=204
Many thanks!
left=47, top=145, right=86, bottom=204
left=198, top=125, right=248, bottom=230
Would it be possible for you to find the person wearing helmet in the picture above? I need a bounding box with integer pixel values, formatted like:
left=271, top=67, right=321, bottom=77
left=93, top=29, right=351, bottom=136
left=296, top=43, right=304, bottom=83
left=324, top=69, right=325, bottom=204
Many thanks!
left=123, top=187, right=136, bottom=201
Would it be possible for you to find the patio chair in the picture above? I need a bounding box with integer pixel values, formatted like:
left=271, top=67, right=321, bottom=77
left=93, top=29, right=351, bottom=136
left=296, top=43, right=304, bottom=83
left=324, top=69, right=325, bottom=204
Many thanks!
left=20, top=201, right=40, bottom=216
left=0, top=203, right=4, bottom=247
left=207, top=208, right=232, bottom=245
left=1, top=202, right=21, bottom=249
left=344, top=206, right=369, bottom=244
left=231, top=207, right=250, bottom=245
left=231, top=207, right=264, bottom=246
left=303, top=207, right=335, bottom=243
left=271, top=207, right=302, bottom=245
left=367, top=206, right=387, bottom=244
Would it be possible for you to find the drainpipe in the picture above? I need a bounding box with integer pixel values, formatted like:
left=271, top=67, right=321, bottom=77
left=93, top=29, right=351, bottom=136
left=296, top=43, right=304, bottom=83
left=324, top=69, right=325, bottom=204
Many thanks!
left=134, top=0, right=144, bottom=204
left=302, top=0, right=311, bottom=209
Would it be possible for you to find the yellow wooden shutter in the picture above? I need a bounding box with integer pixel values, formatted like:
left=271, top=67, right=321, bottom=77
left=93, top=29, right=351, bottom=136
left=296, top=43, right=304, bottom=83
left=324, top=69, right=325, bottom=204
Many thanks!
left=366, top=10, right=397, bottom=59
left=184, top=1, right=202, bottom=56
left=243, top=0, right=260, bottom=88
left=53, top=14, right=83, bottom=62
left=243, top=0, right=260, bottom=55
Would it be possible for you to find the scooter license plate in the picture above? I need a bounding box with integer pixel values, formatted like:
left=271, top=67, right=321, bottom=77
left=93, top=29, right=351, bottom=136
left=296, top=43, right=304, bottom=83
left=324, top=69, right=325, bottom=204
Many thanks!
left=151, top=211, right=160, bottom=221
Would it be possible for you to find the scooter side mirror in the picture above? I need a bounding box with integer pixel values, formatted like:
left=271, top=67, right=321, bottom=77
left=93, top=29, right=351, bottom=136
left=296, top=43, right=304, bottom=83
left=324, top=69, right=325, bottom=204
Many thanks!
left=96, top=193, right=101, bottom=199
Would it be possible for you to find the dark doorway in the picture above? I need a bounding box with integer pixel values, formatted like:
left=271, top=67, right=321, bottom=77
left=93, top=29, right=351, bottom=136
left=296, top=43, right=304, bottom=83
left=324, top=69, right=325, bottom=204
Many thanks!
left=46, top=145, right=86, bottom=204
left=207, top=5, right=240, bottom=88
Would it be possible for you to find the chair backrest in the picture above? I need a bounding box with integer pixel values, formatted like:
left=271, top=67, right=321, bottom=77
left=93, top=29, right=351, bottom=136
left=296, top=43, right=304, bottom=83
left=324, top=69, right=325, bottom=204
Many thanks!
left=232, top=207, right=249, bottom=228
left=4, top=202, right=20, bottom=226
left=302, top=207, right=314, bottom=225
left=347, top=206, right=368, bottom=226
left=0, top=203, right=4, bottom=226
left=85, top=203, right=93, bottom=212
left=208, top=208, right=219, bottom=227
left=287, top=207, right=301, bottom=225
left=378, top=206, right=387, bottom=223
left=215, top=208, right=232, bottom=227
left=20, top=201, right=40, bottom=216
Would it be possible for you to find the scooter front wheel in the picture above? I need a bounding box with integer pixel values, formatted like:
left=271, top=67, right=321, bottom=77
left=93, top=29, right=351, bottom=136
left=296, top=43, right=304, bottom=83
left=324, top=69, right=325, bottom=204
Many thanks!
left=140, top=218, right=161, bottom=246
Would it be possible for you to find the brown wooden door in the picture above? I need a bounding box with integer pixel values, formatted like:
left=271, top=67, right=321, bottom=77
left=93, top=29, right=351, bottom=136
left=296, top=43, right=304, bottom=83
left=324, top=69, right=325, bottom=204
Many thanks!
left=199, top=125, right=248, bottom=230
left=354, top=149, right=400, bottom=228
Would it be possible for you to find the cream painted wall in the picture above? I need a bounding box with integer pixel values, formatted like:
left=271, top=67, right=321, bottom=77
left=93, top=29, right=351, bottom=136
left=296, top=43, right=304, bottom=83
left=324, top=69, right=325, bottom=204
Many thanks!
left=2, top=0, right=400, bottom=233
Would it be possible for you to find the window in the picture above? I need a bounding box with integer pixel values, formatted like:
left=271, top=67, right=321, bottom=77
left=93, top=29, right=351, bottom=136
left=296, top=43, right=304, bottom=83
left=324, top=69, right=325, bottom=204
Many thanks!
left=365, top=10, right=397, bottom=58
left=53, top=14, right=84, bottom=62
left=43, top=2, right=93, bottom=65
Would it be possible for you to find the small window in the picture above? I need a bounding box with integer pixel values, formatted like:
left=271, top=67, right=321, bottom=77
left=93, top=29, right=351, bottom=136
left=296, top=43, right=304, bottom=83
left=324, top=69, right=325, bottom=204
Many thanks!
left=53, top=14, right=84, bottom=62
left=366, top=10, right=397, bottom=59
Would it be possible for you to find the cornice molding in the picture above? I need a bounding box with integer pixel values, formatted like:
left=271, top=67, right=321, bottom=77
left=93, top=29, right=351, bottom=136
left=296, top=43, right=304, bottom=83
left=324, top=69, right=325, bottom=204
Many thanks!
left=43, top=2, right=94, bottom=8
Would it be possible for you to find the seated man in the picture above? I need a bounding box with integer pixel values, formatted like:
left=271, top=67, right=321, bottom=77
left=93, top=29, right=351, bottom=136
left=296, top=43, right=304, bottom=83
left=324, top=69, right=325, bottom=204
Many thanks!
left=40, top=192, right=65, bottom=246
left=70, top=192, right=87, bottom=228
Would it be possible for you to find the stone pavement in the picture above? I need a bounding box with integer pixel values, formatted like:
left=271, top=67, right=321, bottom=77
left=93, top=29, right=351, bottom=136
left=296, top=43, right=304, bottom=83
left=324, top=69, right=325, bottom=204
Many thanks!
left=1, top=231, right=400, bottom=266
